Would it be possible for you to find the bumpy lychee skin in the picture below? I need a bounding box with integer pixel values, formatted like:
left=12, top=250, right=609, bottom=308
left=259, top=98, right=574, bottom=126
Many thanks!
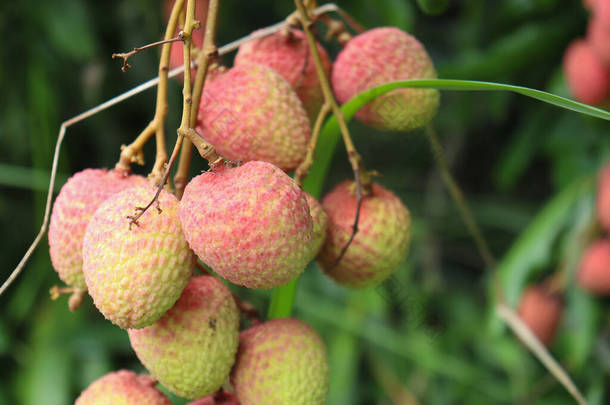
left=48, top=169, right=147, bottom=289
left=75, top=370, right=171, bottom=405
left=331, top=27, right=439, bottom=132
left=128, top=276, right=239, bottom=399
left=82, top=185, right=194, bottom=329
left=235, top=28, right=331, bottom=120
left=304, top=192, right=328, bottom=260
left=588, top=16, right=610, bottom=66
left=563, top=39, right=610, bottom=105
left=180, top=161, right=313, bottom=289
left=317, top=181, right=411, bottom=288
left=231, top=318, right=329, bottom=405
left=517, top=284, right=563, bottom=346
left=197, top=64, right=311, bottom=172
left=578, top=240, right=610, bottom=295
left=187, top=390, right=239, bottom=405
left=596, top=163, right=610, bottom=230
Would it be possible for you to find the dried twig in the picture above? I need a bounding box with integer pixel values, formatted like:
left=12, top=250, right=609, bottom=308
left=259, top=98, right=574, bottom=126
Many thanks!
left=112, top=35, right=185, bottom=72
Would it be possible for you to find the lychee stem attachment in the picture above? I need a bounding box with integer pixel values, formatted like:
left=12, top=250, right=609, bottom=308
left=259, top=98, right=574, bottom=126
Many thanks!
left=295, top=102, right=331, bottom=186
left=49, top=286, right=86, bottom=311
left=112, top=34, right=185, bottom=73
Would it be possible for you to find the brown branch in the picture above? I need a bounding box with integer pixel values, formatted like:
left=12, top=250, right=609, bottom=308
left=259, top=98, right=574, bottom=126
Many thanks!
left=294, top=103, right=331, bottom=186
left=49, top=286, right=86, bottom=311
left=112, top=35, right=185, bottom=72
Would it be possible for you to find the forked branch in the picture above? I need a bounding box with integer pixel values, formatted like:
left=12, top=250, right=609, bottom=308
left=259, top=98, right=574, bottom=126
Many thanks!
left=112, top=35, right=185, bottom=72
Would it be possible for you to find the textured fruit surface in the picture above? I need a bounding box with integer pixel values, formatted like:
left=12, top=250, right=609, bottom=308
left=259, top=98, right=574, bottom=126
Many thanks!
left=304, top=192, right=328, bottom=260
left=563, top=39, right=610, bottom=105
left=578, top=240, right=610, bottom=295
left=187, top=390, right=240, bottom=405
left=235, top=28, right=331, bottom=120
left=332, top=27, right=439, bottom=131
left=231, top=318, right=329, bottom=405
left=517, top=284, right=563, bottom=346
left=317, top=181, right=412, bottom=287
left=588, top=16, right=610, bottom=66
left=129, top=276, right=239, bottom=399
left=197, top=64, right=311, bottom=171
left=179, top=161, right=313, bottom=289
left=596, top=163, right=610, bottom=230
left=83, top=186, right=194, bottom=329
left=48, top=169, right=146, bottom=289
left=75, top=370, right=171, bottom=405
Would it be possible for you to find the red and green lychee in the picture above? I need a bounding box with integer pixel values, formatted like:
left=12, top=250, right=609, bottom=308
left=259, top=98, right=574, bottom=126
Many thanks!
left=75, top=370, right=170, bottom=405
left=563, top=39, right=610, bottom=105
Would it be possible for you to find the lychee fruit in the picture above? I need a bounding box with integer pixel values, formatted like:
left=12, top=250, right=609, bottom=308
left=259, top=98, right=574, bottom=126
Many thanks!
left=317, top=181, right=412, bottom=288
left=578, top=240, right=610, bottom=295
left=588, top=16, right=610, bottom=66
left=75, top=370, right=171, bottom=405
left=128, top=275, right=239, bottom=399
left=197, top=64, right=311, bottom=172
left=517, top=284, right=563, bottom=346
left=563, top=39, right=610, bottom=105
left=596, top=163, right=610, bottom=230
left=187, top=390, right=239, bottom=405
left=231, top=318, right=329, bottom=405
left=48, top=168, right=147, bottom=289
left=82, top=185, right=194, bottom=329
left=234, top=28, right=331, bottom=120
left=331, top=27, right=440, bottom=132
left=179, top=161, right=314, bottom=289
left=304, top=192, right=328, bottom=260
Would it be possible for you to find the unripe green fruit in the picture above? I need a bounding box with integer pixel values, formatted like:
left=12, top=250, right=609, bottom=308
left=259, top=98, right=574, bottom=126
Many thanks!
left=317, top=181, right=412, bottom=287
left=75, top=370, right=171, bottom=405
left=231, top=318, right=329, bottom=405
left=82, top=185, right=194, bottom=329
left=128, top=276, right=240, bottom=399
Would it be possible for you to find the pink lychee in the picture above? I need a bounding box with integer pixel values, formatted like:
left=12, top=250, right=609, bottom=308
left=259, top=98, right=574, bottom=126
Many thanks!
left=331, top=27, right=440, bottom=131
left=82, top=185, right=194, bottom=329
left=197, top=64, right=311, bottom=172
left=517, top=284, right=563, bottom=346
left=231, top=318, right=329, bottom=405
left=588, top=16, right=610, bottom=66
left=578, top=240, right=610, bottom=295
left=234, top=28, right=331, bottom=120
left=48, top=169, right=147, bottom=289
left=75, top=370, right=170, bottom=405
left=179, top=161, right=314, bottom=289
left=563, top=39, right=610, bottom=105
left=317, top=181, right=412, bottom=288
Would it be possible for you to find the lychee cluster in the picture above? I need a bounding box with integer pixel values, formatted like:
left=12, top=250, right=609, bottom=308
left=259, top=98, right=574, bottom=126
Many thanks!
left=563, top=1, right=610, bottom=105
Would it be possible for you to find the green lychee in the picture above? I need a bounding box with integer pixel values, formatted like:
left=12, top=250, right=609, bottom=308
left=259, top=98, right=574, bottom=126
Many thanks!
left=82, top=185, right=194, bottom=329
left=75, top=370, right=170, bottom=405
left=48, top=169, right=146, bottom=289
left=317, top=181, right=412, bottom=287
left=231, top=318, right=329, bottom=405
left=128, top=275, right=240, bottom=399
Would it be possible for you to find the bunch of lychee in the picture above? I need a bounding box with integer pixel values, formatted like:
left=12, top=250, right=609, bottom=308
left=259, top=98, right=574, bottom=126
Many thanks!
left=47, top=18, right=437, bottom=404
left=563, top=0, right=610, bottom=105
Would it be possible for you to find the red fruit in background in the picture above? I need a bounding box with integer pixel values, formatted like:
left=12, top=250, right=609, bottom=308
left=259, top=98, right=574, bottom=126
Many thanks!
left=187, top=390, right=239, bottom=405
left=588, top=16, right=610, bottom=66
left=596, top=163, right=610, bottom=230
left=234, top=28, right=331, bottom=120
left=76, top=370, right=171, bottom=405
left=578, top=240, right=610, bottom=295
left=517, top=284, right=563, bottom=346
left=563, top=39, right=610, bottom=105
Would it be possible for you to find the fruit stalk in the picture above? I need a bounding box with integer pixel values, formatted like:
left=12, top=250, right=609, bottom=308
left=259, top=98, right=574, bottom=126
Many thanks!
left=294, top=102, right=331, bottom=186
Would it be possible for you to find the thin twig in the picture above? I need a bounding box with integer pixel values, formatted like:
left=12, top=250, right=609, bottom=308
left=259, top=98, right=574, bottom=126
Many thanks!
left=294, top=0, right=371, bottom=270
left=112, top=35, right=185, bottom=72
left=294, top=103, right=331, bottom=186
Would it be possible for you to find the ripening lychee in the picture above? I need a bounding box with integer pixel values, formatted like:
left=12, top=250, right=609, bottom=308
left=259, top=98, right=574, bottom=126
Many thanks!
left=304, top=192, right=328, bottom=260
left=234, top=28, right=331, bottom=120
left=596, top=163, right=610, bottom=230
left=317, top=181, right=411, bottom=288
left=48, top=169, right=147, bottom=289
left=588, top=17, right=610, bottom=66
left=128, top=276, right=239, bottom=399
left=517, top=284, right=563, bottom=346
left=331, top=27, right=439, bottom=132
left=563, top=39, right=610, bottom=105
left=75, top=370, right=171, bottom=405
left=179, top=161, right=313, bottom=289
left=82, top=185, right=194, bottom=329
left=197, top=64, right=311, bottom=172
left=187, top=390, right=239, bottom=405
left=231, top=318, right=329, bottom=405
left=578, top=240, right=610, bottom=295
